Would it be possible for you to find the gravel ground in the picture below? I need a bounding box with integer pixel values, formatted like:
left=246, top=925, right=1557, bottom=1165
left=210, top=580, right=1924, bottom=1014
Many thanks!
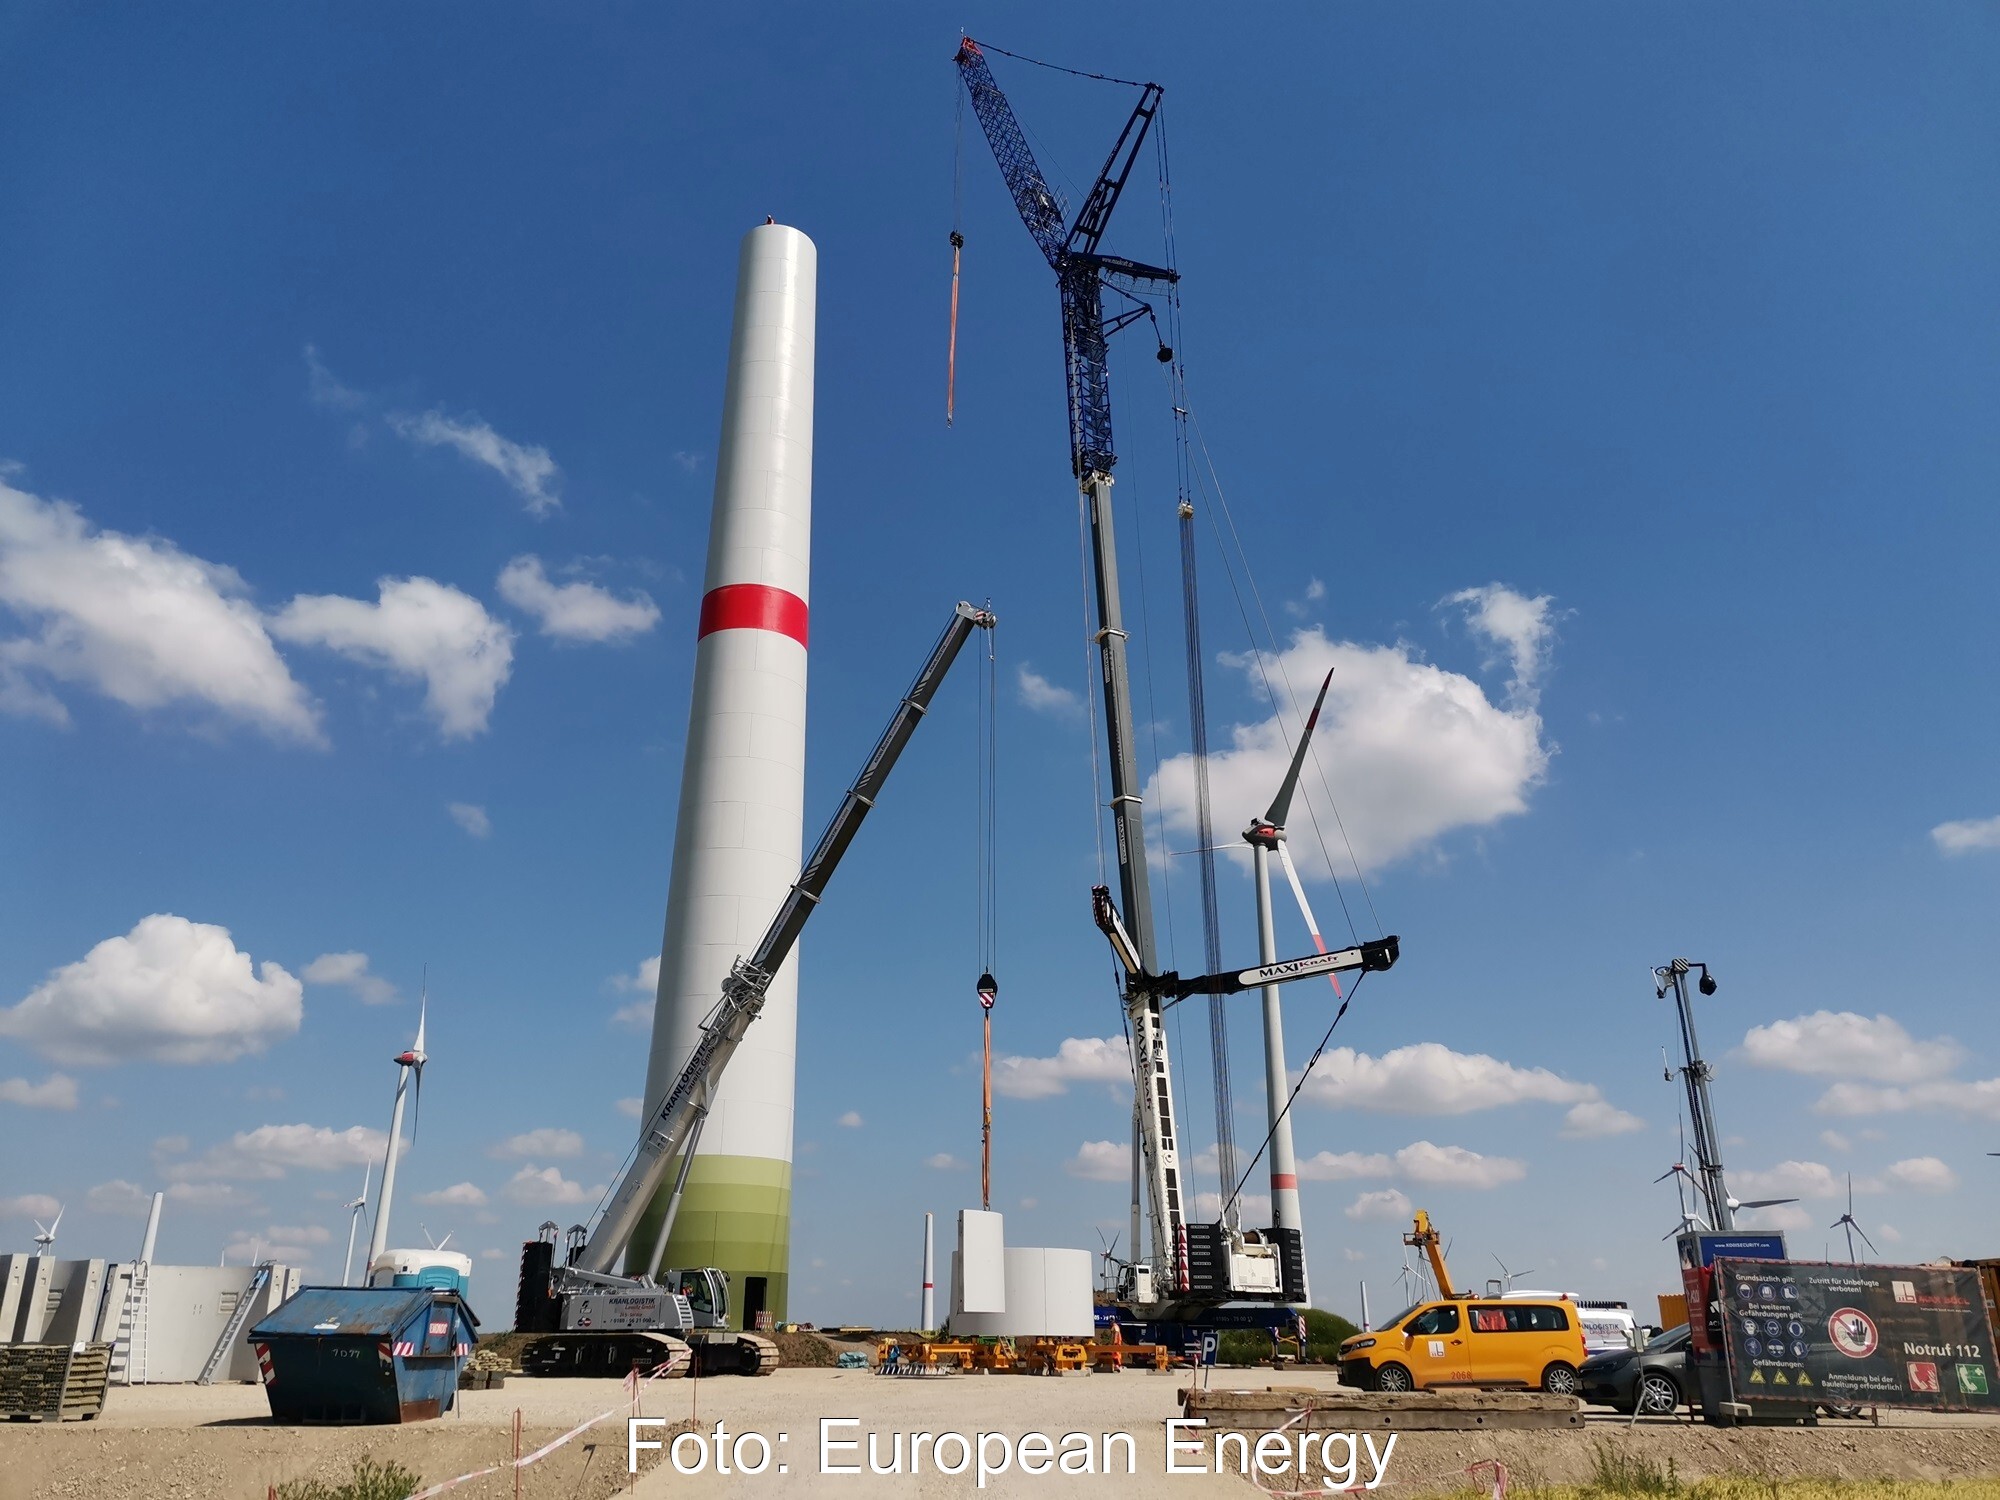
left=5, top=1369, right=1998, bottom=1500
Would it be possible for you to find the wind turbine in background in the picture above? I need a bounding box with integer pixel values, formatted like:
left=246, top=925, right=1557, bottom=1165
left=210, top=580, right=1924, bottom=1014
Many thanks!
left=365, top=984, right=428, bottom=1270
left=1657, top=1121, right=1713, bottom=1237
left=31, top=1205, right=63, bottom=1256
left=1830, top=1173, right=1876, bottom=1261
left=340, top=1163, right=371, bottom=1286
left=1491, top=1253, right=1534, bottom=1295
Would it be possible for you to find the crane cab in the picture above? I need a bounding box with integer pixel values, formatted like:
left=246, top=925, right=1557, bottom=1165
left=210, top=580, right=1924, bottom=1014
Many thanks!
left=661, top=1268, right=731, bottom=1330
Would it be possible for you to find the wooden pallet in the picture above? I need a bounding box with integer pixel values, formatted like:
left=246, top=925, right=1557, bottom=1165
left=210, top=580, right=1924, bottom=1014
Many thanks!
left=2, top=1342, right=113, bottom=1422
left=1181, top=1384, right=1584, bottom=1432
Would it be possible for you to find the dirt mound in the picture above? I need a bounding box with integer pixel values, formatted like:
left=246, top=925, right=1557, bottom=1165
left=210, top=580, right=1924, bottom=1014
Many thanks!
left=773, top=1330, right=836, bottom=1367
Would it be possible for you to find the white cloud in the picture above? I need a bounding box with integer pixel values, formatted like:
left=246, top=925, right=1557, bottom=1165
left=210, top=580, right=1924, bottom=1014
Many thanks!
left=271, top=577, right=514, bottom=740
left=610, top=999, right=654, bottom=1030
left=608, top=957, right=657, bottom=1028
left=1737, top=1203, right=1814, bottom=1234
left=1295, top=1151, right=1394, bottom=1181
left=1877, top=1223, right=1904, bottom=1244
left=0, top=1073, right=77, bottom=1109
left=502, top=1165, right=601, bottom=1206
left=1, top=1194, right=62, bottom=1221
left=1297, top=1042, right=1604, bottom=1116
left=417, top=1182, right=490, bottom=1207
left=993, top=1036, right=1130, bottom=1099
left=1392, top=1141, right=1527, bottom=1187
left=301, top=951, right=397, bottom=1005
left=1733, top=1160, right=1846, bottom=1201
left=1882, top=1157, right=1958, bottom=1194
left=0, top=915, right=303, bottom=1066
left=611, top=956, right=661, bottom=993
left=226, top=1223, right=331, bottom=1264
left=1931, top=815, right=2000, bottom=855
left=388, top=410, right=561, bottom=516
left=171, top=1124, right=388, bottom=1181
left=837, top=1111, right=864, bottom=1129
left=489, top=1128, right=584, bottom=1161
left=1560, top=1100, right=1647, bottom=1138
left=1443, top=584, right=1561, bottom=707
left=165, top=1181, right=262, bottom=1210
left=1149, top=619, right=1553, bottom=877
left=447, top=802, right=493, bottom=838
left=1194, top=1190, right=1272, bottom=1222
left=1819, top=1130, right=1852, bottom=1153
left=260, top=1224, right=332, bottom=1246
left=1815, top=1077, right=2000, bottom=1123
left=304, top=345, right=365, bottom=410
left=1740, top=1011, right=1963, bottom=1084
left=496, top=556, right=660, bottom=644
left=1292, top=1142, right=1522, bottom=1187
left=1345, top=1188, right=1413, bottom=1222
left=0, top=479, right=321, bottom=741
left=1066, top=1141, right=1129, bottom=1182
left=86, top=1180, right=154, bottom=1216
left=924, top=1153, right=968, bottom=1171
left=1016, top=663, right=1083, bottom=717
left=615, top=1097, right=643, bottom=1119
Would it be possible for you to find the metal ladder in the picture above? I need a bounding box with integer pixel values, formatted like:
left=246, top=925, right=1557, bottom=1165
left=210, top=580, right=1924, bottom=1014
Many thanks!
left=196, top=1263, right=272, bottom=1385
left=110, top=1264, right=151, bottom=1385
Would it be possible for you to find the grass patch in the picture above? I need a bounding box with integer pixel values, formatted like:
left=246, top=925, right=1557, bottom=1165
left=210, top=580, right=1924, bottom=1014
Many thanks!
left=276, top=1456, right=423, bottom=1500
left=1441, top=1455, right=2000, bottom=1500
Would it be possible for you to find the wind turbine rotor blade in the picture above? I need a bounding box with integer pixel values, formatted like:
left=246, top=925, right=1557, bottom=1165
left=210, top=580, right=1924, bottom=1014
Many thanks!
left=1733, top=1197, right=1798, bottom=1210
left=1854, top=1225, right=1878, bottom=1256
left=1275, top=838, right=1344, bottom=998
left=1261, top=668, right=1335, bottom=829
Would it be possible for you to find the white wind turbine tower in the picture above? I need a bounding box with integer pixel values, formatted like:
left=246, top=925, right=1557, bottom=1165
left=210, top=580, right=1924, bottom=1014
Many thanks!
left=341, top=1163, right=371, bottom=1286
left=365, top=987, right=427, bottom=1271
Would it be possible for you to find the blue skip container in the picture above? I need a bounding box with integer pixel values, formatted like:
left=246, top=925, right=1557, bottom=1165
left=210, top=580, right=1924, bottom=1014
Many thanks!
left=250, top=1286, right=479, bottom=1424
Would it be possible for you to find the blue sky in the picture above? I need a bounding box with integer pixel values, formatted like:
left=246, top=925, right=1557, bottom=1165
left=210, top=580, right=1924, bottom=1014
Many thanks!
left=3, top=4, right=1995, bottom=1325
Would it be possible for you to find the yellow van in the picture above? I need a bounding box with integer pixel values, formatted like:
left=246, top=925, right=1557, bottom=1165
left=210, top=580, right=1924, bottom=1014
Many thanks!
left=1337, top=1297, right=1586, bottom=1394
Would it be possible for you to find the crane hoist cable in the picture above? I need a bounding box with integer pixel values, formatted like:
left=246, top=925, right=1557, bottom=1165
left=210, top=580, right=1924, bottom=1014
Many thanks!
left=947, top=85, right=965, bottom=427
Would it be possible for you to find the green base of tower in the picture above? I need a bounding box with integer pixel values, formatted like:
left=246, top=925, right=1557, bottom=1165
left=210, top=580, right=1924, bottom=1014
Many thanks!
left=628, top=1154, right=790, bottom=1329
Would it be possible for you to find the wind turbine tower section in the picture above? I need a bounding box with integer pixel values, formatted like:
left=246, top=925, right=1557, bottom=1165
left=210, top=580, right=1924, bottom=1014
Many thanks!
left=636, top=221, right=817, bottom=1328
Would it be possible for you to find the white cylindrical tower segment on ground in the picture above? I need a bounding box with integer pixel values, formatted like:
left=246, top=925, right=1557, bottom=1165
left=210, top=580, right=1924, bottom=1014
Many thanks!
left=636, top=221, right=816, bottom=1328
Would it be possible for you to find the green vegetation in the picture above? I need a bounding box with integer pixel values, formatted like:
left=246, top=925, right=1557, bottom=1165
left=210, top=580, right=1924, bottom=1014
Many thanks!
left=1434, top=1447, right=2000, bottom=1500
left=1216, top=1306, right=1362, bottom=1366
left=275, top=1456, right=423, bottom=1500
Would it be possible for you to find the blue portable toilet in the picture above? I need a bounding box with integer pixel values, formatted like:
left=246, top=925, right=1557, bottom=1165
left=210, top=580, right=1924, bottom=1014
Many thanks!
left=249, top=1286, right=479, bottom=1424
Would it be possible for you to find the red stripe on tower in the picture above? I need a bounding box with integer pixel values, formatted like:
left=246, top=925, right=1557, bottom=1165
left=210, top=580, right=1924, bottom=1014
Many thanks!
left=697, top=583, right=809, bottom=648
left=1270, top=1173, right=1298, bottom=1190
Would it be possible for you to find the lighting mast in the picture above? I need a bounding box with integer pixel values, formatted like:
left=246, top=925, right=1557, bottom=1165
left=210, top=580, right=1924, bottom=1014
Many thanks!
left=1653, top=958, right=1732, bottom=1230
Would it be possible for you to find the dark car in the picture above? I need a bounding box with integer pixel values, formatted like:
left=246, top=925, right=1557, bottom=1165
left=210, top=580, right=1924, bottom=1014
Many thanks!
left=1578, top=1323, right=1690, bottom=1415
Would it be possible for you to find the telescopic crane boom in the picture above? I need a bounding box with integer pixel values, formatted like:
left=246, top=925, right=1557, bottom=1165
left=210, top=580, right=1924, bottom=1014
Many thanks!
left=516, top=602, right=997, bottom=1376
left=582, top=601, right=998, bottom=1275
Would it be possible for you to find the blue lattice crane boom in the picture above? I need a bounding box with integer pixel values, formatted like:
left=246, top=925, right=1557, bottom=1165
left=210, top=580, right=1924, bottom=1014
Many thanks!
left=953, top=38, right=1177, bottom=479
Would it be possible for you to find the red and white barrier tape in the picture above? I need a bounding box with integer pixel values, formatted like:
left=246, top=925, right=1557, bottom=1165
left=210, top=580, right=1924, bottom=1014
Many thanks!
left=400, top=1361, right=683, bottom=1500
